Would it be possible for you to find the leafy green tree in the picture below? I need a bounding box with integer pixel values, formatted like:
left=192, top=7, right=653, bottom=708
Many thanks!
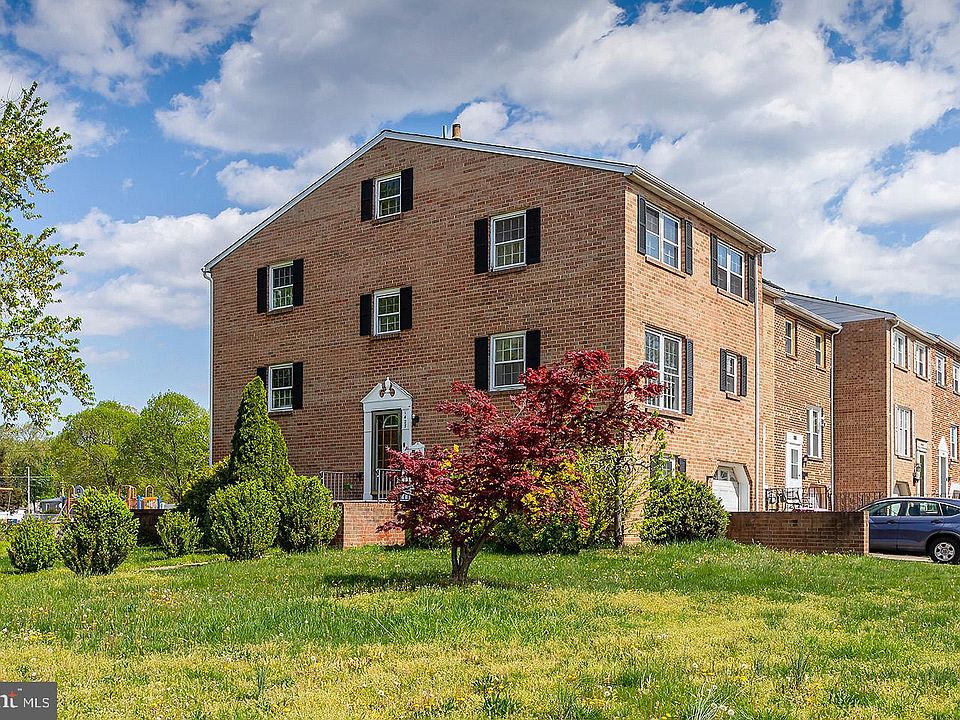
left=51, top=401, right=139, bottom=487
left=120, top=392, right=209, bottom=503
left=1, top=82, right=92, bottom=426
left=226, top=377, right=291, bottom=489
left=0, top=422, right=56, bottom=501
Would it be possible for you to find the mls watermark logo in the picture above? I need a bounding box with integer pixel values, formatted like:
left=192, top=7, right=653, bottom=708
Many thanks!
left=0, top=683, right=56, bottom=718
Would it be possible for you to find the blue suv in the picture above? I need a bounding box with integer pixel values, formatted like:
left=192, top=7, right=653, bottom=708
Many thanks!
left=863, top=497, right=960, bottom=563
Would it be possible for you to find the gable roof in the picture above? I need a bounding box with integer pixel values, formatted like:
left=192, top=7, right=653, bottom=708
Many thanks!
left=761, top=281, right=840, bottom=332
left=203, top=129, right=774, bottom=271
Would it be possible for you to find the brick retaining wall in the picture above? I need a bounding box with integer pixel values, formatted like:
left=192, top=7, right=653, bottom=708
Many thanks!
left=333, top=501, right=405, bottom=549
left=726, top=511, right=868, bottom=554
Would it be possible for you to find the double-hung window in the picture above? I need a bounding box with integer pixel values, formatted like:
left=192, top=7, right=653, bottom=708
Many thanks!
left=269, top=262, right=293, bottom=311
left=645, top=205, right=681, bottom=269
left=268, top=364, right=293, bottom=412
left=645, top=329, right=682, bottom=412
left=937, top=354, right=947, bottom=386
left=895, top=406, right=913, bottom=457
left=915, top=342, right=928, bottom=378
left=722, top=350, right=739, bottom=394
left=954, top=365, right=960, bottom=394
left=784, top=318, right=796, bottom=357
left=490, top=212, right=526, bottom=270
left=814, top=332, right=825, bottom=369
left=952, top=426, right=958, bottom=462
left=490, top=332, right=526, bottom=390
left=375, top=174, right=401, bottom=218
left=807, top=406, right=823, bottom=460
left=716, top=241, right=744, bottom=297
left=374, top=288, right=401, bottom=335
left=892, top=330, right=907, bottom=368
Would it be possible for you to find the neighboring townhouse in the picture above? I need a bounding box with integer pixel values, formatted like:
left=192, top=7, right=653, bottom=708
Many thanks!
left=784, top=293, right=960, bottom=505
left=760, top=282, right=840, bottom=510
left=203, top=128, right=774, bottom=513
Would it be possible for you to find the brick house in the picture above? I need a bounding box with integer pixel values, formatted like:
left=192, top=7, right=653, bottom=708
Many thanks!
left=203, top=128, right=780, bottom=515
left=783, top=293, right=960, bottom=505
left=760, top=282, right=840, bottom=510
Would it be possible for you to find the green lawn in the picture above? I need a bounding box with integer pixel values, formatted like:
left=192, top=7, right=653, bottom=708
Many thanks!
left=0, top=542, right=958, bottom=720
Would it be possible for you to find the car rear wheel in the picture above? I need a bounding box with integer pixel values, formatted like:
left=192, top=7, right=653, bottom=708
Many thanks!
left=928, top=537, right=959, bottom=564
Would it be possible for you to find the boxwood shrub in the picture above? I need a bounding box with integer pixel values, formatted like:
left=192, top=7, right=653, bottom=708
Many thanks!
left=60, top=489, right=138, bottom=575
left=8, top=516, right=58, bottom=572
left=207, top=480, right=279, bottom=560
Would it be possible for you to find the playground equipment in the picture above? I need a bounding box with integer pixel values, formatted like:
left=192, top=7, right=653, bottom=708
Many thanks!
left=118, top=484, right=163, bottom=510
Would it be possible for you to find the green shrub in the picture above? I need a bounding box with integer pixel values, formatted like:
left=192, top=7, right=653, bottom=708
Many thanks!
left=60, top=489, right=138, bottom=575
left=638, top=472, right=728, bottom=543
left=226, top=378, right=292, bottom=489
left=494, top=507, right=586, bottom=554
left=275, top=475, right=341, bottom=552
left=7, top=516, right=58, bottom=572
left=156, top=511, right=202, bottom=557
left=180, top=457, right=229, bottom=542
left=207, top=481, right=279, bottom=560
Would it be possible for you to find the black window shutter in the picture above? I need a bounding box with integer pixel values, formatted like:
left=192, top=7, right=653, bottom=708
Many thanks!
left=256, top=267, right=268, bottom=313
left=739, top=354, right=748, bottom=396
left=256, top=366, right=267, bottom=388
left=684, top=338, right=694, bottom=415
left=360, top=179, right=373, bottom=221
left=710, top=235, right=719, bottom=287
left=474, top=218, right=489, bottom=274
left=292, top=362, right=303, bottom=410
left=677, top=456, right=687, bottom=475
left=719, top=349, right=728, bottom=392
left=684, top=220, right=694, bottom=275
left=637, top=195, right=647, bottom=255
left=526, top=330, right=541, bottom=370
left=359, top=293, right=372, bottom=336
left=400, top=286, right=413, bottom=330
left=474, top=336, right=489, bottom=390
left=400, top=168, right=414, bottom=212
left=292, top=259, right=304, bottom=307
left=747, top=255, right=756, bottom=303
left=525, top=207, right=541, bottom=265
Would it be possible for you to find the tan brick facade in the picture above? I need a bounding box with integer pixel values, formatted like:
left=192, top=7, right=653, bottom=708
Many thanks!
left=208, top=133, right=773, bottom=511
left=726, top=511, right=868, bottom=554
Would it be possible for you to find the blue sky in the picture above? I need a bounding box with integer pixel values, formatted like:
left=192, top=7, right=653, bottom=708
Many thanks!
left=2, top=0, right=960, bottom=417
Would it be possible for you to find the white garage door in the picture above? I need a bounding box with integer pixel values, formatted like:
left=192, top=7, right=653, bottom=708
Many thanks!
left=713, top=468, right=740, bottom=511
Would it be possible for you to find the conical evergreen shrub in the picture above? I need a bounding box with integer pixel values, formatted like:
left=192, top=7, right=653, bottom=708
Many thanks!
left=226, top=377, right=293, bottom=490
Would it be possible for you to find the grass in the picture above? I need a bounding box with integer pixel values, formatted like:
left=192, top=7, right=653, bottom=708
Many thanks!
left=0, top=541, right=958, bottom=719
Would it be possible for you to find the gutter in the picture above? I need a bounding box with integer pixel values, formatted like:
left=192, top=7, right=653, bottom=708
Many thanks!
left=203, top=268, right=214, bottom=466
left=829, top=324, right=842, bottom=509
left=889, top=318, right=899, bottom=496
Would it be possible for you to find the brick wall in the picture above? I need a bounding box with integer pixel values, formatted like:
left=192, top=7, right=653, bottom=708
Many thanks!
left=332, top=501, right=404, bottom=549
left=931, top=347, right=960, bottom=497
left=726, top=511, right=868, bottom=554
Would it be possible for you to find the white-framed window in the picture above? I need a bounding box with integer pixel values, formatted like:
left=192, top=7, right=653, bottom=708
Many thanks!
left=268, top=363, right=293, bottom=412
left=895, top=406, right=913, bottom=457
left=375, top=173, right=402, bottom=218
left=373, top=288, right=401, bottom=336
left=814, top=331, right=825, bottom=369
left=716, top=241, right=745, bottom=298
left=936, top=354, right=946, bottom=386
left=892, top=330, right=907, bottom=368
left=645, top=329, right=682, bottom=412
left=807, top=406, right=823, bottom=460
left=269, top=261, right=294, bottom=310
left=490, top=332, right=526, bottom=390
left=722, top=350, right=739, bottom=394
left=954, top=365, right=960, bottom=394
left=915, top=341, right=928, bottom=378
left=490, top=212, right=526, bottom=270
left=645, top=205, right=681, bottom=269
left=951, top=426, right=958, bottom=462
left=784, top=318, right=796, bottom=357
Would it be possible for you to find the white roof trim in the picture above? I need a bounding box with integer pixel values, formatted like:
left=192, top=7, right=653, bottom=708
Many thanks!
left=203, top=129, right=772, bottom=270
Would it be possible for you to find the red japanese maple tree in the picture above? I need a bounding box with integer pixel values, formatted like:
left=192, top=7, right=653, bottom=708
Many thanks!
left=382, top=349, right=668, bottom=583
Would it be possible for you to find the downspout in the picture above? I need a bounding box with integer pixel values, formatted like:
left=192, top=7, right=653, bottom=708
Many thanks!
left=203, top=268, right=214, bottom=466
left=889, top=319, right=899, bottom=497
left=754, top=274, right=762, bottom=511
left=829, top=325, right=842, bottom=509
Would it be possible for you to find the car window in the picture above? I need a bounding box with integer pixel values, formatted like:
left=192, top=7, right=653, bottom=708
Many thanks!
left=940, top=503, right=960, bottom=516
left=905, top=501, right=941, bottom=517
left=869, top=502, right=903, bottom=517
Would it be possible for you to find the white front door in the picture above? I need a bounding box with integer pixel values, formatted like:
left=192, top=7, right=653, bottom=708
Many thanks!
left=713, top=467, right=740, bottom=511
left=786, top=432, right=803, bottom=492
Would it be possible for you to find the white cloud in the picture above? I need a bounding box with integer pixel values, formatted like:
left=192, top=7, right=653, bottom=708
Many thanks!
left=10, top=0, right=258, bottom=101
left=80, top=347, right=130, bottom=365
left=216, top=138, right=356, bottom=207
left=121, top=177, right=133, bottom=192
left=452, top=102, right=509, bottom=143
left=57, top=206, right=272, bottom=335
